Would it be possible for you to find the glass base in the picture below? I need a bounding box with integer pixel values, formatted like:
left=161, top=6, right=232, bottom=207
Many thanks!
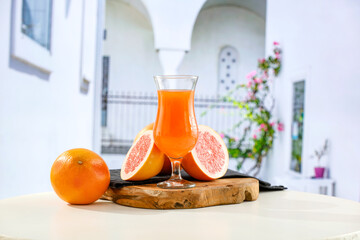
left=157, top=179, right=196, bottom=189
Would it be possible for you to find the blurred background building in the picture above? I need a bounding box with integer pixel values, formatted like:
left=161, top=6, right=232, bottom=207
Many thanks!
left=0, top=0, right=359, bottom=201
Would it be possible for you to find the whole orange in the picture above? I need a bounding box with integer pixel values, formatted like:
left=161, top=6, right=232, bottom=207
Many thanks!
left=50, top=148, right=110, bottom=204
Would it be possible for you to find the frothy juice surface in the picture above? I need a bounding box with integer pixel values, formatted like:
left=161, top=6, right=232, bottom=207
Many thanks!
left=154, top=90, right=198, bottom=159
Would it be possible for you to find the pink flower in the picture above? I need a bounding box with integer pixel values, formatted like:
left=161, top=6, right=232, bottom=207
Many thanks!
left=247, top=92, right=256, bottom=100
left=270, top=122, right=275, bottom=127
left=246, top=70, right=257, bottom=79
left=253, top=134, right=257, bottom=139
left=258, top=58, right=266, bottom=64
left=254, top=77, right=263, bottom=84
left=273, top=41, right=280, bottom=46
left=264, top=70, right=269, bottom=77
left=275, top=52, right=281, bottom=59
left=260, top=123, right=268, bottom=131
left=219, top=133, right=225, bottom=139
left=261, top=72, right=268, bottom=79
left=235, top=137, right=239, bottom=141
left=247, top=80, right=252, bottom=88
left=277, top=122, right=284, bottom=131
left=258, top=84, right=263, bottom=90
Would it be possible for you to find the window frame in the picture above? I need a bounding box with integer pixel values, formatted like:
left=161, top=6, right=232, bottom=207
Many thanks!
left=287, top=68, right=311, bottom=178
left=11, top=0, right=53, bottom=74
left=289, top=79, right=305, bottom=175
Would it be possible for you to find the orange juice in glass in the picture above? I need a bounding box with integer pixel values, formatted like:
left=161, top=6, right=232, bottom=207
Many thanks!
left=154, top=75, right=198, bottom=189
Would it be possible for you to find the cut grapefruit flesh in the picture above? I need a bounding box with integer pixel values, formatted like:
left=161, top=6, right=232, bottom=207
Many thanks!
left=182, top=125, right=229, bottom=180
left=121, top=130, right=165, bottom=181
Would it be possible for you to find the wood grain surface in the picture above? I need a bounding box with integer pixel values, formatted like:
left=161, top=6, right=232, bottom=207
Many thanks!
left=102, top=178, right=259, bottom=209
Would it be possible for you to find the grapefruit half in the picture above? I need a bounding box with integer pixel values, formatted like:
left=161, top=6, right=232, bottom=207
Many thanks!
left=121, top=130, right=165, bottom=181
left=134, top=122, right=172, bottom=175
left=182, top=125, right=229, bottom=180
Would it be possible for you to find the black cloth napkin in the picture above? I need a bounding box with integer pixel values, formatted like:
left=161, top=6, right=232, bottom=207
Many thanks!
left=109, top=169, right=286, bottom=191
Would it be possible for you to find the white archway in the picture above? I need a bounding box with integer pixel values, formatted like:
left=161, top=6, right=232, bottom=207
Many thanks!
left=178, top=5, right=265, bottom=95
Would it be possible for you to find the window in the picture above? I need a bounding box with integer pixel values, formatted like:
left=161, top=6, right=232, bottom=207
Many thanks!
left=218, top=46, right=238, bottom=95
left=11, top=0, right=53, bottom=73
left=22, top=0, right=52, bottom=50
left=102, top=56, right=110, bottom=127
left=290, top=80, right=305, bottom=173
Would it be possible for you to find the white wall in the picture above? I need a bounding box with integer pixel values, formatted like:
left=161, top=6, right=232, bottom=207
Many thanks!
left=103, top=0, right=162, bottom=92
left=265, top=0, right=360, bottom=201
left=179, top=5, right=265, bottom=95
left=0, top=0, right=98, bottom=199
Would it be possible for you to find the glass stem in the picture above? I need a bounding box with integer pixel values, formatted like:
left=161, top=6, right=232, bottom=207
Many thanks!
left=170, top=158, right=182, bottom=181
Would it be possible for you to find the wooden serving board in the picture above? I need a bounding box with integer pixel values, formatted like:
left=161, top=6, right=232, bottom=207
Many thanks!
left=102, top=178, right=259, bottom=209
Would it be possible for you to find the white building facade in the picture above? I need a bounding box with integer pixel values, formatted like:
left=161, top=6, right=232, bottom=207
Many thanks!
left=1, top=0, right=359, bottom=202
left=265, top=0, right=360, bottom=201
left=0, top=0, right=100, bottom=199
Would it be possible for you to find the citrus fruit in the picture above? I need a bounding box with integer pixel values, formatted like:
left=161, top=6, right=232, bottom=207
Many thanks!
left=50, top=148, right=110, bottom=205
left=134, top=123, right=172, bottom=175
left=134, top=122, right=154, bottom=142
left=182, top=125, right=229, bottom=180
left=121, top=130, right=165, bottom=181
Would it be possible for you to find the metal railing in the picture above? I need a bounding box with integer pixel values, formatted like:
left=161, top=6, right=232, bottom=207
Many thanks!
left=101, top=91, right=243, bottom=154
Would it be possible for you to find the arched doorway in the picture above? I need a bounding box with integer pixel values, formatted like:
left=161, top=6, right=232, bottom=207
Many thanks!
left=99, top=0, right=162, bottom=164
left=179, top=2, right=266, bottom=96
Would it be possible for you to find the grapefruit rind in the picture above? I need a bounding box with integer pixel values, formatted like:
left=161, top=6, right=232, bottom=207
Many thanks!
left=121, top=130, right=165, bottom=181
left=183, top=125, right=229, bottom=181
left=133, top=122, right=154, bottom=142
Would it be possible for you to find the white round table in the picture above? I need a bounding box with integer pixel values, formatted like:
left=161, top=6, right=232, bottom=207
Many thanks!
left=0, top=191, right=359, bottom=240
